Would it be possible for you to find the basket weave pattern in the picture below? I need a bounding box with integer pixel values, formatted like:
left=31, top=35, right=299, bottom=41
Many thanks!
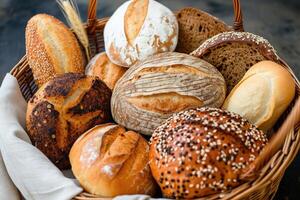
left=10, top=0, right=300, bottom=199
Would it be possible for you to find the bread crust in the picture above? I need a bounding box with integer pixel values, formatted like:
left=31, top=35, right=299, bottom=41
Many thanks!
left=191, top=31, right=280, bottom=61
left=26, top=73, right=111, bottom=169
left=70, top=123, right=158, bottom=196
left=111, top=52, right=226, bottom=135
left=176, top=7, right=231, bottom=54
left=104, top=0, right=178, bottom=67
left=25, top=14, right=85, bottom=87
left=150, top=107, right=267, bottom=198
left=191, top=31, right=280, bottom=92
left=85, top=52, right=127, bottom=90
left=222, top=61, right=295, bottom=133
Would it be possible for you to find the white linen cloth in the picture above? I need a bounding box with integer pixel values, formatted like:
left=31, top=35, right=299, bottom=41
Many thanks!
left=0, top=74, right=167, bottom=200
left=0, top=74, right=82, bottom=200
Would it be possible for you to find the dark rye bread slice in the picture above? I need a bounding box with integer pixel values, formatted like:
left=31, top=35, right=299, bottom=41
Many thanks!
left=175, top=7, right=231, bottom=54
left=191, top=31, right=280, bottom=93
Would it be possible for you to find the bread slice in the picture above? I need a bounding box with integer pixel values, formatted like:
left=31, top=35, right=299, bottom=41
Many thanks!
left=191, top=31, right=280, bottom=93
left=175, top=7, right=231, bottom=54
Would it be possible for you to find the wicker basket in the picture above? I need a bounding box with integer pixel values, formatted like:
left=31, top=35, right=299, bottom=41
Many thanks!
left=9, top=0, right=300, bottom=199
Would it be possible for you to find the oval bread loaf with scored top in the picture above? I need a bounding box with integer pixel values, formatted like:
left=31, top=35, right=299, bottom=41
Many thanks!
left=70, top=123, right=158, bottom=196
left=26, top=14, right=85, bottom=87
left=111, top=52, right=226, bottom=135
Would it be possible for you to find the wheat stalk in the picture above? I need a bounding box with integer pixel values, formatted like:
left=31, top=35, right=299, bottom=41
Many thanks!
left=57, top=0, right=90, bottom=61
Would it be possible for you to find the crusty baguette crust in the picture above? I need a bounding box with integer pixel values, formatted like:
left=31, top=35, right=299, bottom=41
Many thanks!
left=26, top=14, right=85, bottom=87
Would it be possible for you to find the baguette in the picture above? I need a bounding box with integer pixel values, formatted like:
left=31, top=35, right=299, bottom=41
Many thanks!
left=26, top=14, right=85, bottom=87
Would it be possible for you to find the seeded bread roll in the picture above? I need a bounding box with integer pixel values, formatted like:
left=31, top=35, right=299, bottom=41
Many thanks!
left=176, top=7, right=231, bottom=54
left=150, top=107, right=268, bottom=199
left=191, top=31, right=280, bottom=93
left=26, top=14, right=85, bottom=87
left=111, top=52, right=226, bottom=135
left=104, top=0, right=178, bottom=67
left=85, top=52, right=127, bottom=90
left=223, top=61, right=295, bottom=133
left=26, top=73, right=111, bottom=169
left=70, top=123, right=158, bottom=197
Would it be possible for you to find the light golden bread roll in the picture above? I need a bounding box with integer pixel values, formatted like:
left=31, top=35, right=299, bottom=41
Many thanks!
left=104, top=0, right=178, bottom=67
left=111, top=52, right=226, bottom=135
left=26, top=14, right=85, bottom=87
left=150, top=107, right=267, bottom=198
left=85, top=52, right=127, bottom=89
left=222, top=61, right=295, bottom=133
left=70, top=123, right=157, bottom=197
left=26, top=73, right=111, bottom=169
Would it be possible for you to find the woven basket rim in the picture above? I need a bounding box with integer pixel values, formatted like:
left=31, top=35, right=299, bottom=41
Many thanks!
left=9, top=1, right=300, bottom=199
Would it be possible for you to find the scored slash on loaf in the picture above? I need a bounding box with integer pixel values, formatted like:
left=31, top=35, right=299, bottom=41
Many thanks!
left=111, top=52, right=226, bottom=135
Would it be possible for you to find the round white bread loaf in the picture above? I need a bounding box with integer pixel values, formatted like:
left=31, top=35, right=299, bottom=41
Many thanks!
left=70, top=123, right=157, bottom=197
left=85, top=52, right=127, bottom=89
left=222, top=61, right=295, bottom=133
left=104, top=0, right=178, bottom=67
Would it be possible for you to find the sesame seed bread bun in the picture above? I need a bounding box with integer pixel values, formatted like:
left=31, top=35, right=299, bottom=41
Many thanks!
left=26, top=14, right=85, bottom=87
left=85, top=52, right=127, bottom=90
left=104, top=0, right=178, bottom=67
left=26, top=73, right=111, bottom=169
left=223, top=61, right=295, bottom=133
left=191, top=31, right=280, bottom=93
left=149, top=107, right=267, bottom=199
left=70, top=123, right=158, bottom=197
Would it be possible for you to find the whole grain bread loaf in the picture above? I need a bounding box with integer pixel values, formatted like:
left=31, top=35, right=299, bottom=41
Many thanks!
left=191, top=31, right=280, bottom=93
left=175, top=7, right=231, bottom=54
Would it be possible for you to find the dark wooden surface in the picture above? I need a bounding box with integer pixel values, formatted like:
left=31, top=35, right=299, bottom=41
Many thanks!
left=0, top=0, right=300, bottom=199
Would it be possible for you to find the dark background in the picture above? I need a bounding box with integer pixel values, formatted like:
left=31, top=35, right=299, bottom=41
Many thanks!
left=1, top=0, right=300, bottom=199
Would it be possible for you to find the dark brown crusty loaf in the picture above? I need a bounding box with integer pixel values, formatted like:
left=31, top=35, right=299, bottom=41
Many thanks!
left=150, top=107, right=267, bottom=199
left=191, top=31, right=280, bottom=93
left=26, top=14, right=85, bottom=87
left=26, top=73, right=111, bottom=169
left=175, top=7, right=231, bottom=54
